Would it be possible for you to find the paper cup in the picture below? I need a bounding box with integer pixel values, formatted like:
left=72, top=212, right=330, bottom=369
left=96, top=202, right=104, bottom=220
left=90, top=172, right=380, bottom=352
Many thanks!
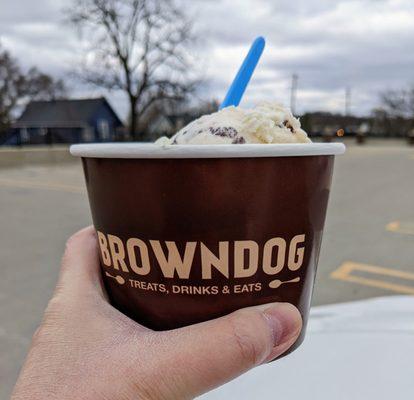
left=71, top=143, right=345, bottom=354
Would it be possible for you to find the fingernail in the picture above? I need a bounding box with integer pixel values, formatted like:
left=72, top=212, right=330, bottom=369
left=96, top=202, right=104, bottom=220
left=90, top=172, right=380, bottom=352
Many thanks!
left=262, top=303, right=302, bottom=347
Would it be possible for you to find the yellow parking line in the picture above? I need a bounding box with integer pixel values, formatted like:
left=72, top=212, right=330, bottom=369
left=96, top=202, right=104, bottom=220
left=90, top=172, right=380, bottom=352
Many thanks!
left=386, top=220, right=414, bottom=235
left=331, top=262, right=414, bottom=295
left=0, top=177, right=85, bottom=194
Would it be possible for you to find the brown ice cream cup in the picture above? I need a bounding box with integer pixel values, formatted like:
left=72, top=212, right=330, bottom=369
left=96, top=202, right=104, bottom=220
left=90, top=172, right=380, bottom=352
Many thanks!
left=71, top=142, right=345, bottom=355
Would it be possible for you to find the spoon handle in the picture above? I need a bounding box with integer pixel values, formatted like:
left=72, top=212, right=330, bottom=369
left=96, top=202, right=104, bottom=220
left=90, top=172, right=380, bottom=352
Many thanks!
left=219, top=36, right=266, bottom=109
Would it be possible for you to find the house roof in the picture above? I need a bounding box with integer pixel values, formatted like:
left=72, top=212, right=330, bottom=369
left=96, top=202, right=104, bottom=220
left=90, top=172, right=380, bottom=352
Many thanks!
left=14, top=97, right=123, bottom=128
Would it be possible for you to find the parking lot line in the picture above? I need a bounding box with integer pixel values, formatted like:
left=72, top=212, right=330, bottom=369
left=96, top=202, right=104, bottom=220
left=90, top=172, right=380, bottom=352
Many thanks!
left=331, top=262, right=414, bottom=295
left=386, top=220, right=414, bottom=235
left=0, top=177, right=85, bottom=194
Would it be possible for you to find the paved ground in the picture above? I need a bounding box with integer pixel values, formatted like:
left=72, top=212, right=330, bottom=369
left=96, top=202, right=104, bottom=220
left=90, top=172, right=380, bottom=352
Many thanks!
left=1, top=141, right=413, bottom=398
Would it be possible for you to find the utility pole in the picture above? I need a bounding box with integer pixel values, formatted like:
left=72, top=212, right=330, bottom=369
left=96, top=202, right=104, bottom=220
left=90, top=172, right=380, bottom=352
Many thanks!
left=345, top=86, right=351, bottom=116
left=290, top=73, right=298, bottom=115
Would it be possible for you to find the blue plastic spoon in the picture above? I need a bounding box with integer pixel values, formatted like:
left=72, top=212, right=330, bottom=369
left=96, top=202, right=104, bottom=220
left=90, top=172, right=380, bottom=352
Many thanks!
left=219, top=36, right=266, bottom=110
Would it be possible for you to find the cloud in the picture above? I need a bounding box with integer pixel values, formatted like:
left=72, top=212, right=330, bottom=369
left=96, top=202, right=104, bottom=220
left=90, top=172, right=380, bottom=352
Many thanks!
left=193, top=0, right=414, bottom=115
left=1, top=0, right=413, bottom=118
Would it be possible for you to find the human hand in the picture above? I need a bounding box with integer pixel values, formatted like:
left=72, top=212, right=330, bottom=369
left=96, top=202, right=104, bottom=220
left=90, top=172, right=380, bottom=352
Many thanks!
left=12, top=227, right=302, bottom=400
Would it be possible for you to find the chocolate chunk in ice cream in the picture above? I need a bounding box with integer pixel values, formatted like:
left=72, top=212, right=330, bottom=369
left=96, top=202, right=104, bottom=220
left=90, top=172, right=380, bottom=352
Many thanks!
left=156, top=102, right=311, bottom=145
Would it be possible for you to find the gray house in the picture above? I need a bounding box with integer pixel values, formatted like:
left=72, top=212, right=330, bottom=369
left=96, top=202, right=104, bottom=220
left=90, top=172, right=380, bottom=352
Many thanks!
left=8, top=97, right=124, bottom=145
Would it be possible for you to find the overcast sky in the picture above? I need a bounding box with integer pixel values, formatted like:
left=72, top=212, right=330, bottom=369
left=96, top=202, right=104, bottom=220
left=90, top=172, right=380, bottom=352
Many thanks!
left=1, top=0, right=413, bottom=120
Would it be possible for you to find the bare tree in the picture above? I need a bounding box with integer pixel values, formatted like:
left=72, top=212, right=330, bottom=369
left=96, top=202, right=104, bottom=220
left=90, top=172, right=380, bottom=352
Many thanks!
left=378, top=87, right=414, bottom=136
left=66, top=0, right=197, bottom=140
left=380, top=89, right=410, bottom=118
left=407, top=87, right=414, bottom=117
left=25, top=67, right=67, bottom=101
left=0, top=44, right=66, bottom=132
left=0, top=46, right=25, bottom=130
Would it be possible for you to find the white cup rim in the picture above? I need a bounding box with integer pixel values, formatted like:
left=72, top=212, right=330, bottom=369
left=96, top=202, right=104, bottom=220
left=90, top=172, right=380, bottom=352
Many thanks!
left=70, top=142, right=346, bottom=159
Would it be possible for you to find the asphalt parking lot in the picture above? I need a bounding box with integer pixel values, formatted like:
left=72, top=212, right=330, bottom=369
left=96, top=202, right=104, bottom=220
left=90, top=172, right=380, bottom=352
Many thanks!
left=1, top=140, right=413, bottom=398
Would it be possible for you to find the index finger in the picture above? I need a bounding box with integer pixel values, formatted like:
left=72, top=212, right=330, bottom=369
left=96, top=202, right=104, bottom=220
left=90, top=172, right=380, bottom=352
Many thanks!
left=58, top=226, right=106, bottom=299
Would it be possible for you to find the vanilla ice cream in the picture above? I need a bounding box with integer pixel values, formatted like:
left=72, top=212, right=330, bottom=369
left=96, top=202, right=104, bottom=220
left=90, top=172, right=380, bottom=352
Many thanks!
left=156, top=102, right=311, bottom=145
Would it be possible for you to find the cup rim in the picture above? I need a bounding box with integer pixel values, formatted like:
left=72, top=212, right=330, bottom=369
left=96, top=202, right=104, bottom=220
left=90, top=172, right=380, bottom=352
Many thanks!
left=70, top=142, right=346, bottom=159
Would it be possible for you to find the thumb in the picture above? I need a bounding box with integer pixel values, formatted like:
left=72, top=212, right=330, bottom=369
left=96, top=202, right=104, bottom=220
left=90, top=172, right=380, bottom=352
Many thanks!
left=160, top=302, right=302, bottom=398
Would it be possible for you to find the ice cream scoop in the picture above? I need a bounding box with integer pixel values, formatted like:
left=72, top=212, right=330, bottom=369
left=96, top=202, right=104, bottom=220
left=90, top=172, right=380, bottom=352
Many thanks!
left=156, top=102, right=311, bottom=145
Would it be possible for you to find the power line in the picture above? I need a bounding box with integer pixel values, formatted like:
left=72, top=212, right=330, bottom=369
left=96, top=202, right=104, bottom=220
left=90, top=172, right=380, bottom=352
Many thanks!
left=290, top=73, right=298, bottom=115
left=345, top=86, right=351, bottom=116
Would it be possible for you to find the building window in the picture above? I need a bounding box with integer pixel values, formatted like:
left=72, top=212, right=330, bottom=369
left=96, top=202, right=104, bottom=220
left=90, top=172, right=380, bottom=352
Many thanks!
left=98, top=119, right=110, bottom=141
left=82, top=127, right=94, bottom=142
left=20, top=128, right=29, bottom=142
